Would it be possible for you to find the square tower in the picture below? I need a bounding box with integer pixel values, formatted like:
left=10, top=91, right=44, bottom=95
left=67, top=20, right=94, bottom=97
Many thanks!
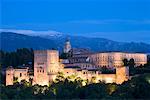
left=6, top=67, right=14, bottom=86
left=116, top=66, right=129, bottom=84
left=33, top=50, right=59, bottom=85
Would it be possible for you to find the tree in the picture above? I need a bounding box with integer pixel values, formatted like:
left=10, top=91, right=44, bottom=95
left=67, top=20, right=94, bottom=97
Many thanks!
left=20, top=80, right=30, bottom=87
left=123, top=58, right=129, bottom=66
left=50, top=78, right=79, bottom=99
left=55, top=72, right=65, bottom=83
left=60, top=53, right=69, bottom=59
left=112, top=74, right=150, bottom=99
left=76, top=83, right=109, bottom=99
left=128, top=58, right=136, bottom=75
left=90, top=76, right=97, bottom=83
left=29, top=78, right=33, bottom=86
left=1, top=48, right=34, bottom=68
left=129, top=58, right=135, bottom=67
left=67, top=74, right=77, bottom=81
left=74, top=77, right=84, bottom=87
left=13, top=77, right=18, bottom=84
left=106, top=83, right=117, bottom=95
left=0, top=64, right=5, bottom=85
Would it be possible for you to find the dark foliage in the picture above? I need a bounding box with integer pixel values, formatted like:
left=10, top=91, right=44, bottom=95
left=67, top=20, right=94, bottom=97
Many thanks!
left=112, top=74, right=150, bottom=99
left=122, top=58, right=150, bottom=75
left=60, top=53, right=69, bottom=59
left=0, top=48, right=34, bottom=68
left=1, top=74, right=150, bottom=100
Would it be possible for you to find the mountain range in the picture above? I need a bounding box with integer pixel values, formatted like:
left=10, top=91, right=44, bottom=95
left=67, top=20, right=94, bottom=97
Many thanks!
left=1, top=31, right=150, bottom=53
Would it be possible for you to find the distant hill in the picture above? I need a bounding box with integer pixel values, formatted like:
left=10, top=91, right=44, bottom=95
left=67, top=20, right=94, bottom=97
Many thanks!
left=0, top=32, right=56, bottom=51
left=1, top=32, right=150, bottom=53
left=53, top=35, right=150, bottom=53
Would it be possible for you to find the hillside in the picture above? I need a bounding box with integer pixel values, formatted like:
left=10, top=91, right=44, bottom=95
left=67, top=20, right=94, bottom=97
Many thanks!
left=0, top=32, right=56, bottom=51
left=1, top=32, right=150, bottom=53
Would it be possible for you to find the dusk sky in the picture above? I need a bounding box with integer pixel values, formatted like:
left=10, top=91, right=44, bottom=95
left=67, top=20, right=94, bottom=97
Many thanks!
left=1, top=0, right=150, bottom=43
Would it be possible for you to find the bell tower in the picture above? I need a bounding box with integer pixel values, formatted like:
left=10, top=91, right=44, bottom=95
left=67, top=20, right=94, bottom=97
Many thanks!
left=63, top=37, right=71, bottom=53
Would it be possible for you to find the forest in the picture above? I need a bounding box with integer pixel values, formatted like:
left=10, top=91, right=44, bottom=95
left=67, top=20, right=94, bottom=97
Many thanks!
left=0, top=48, right=34, bottom=68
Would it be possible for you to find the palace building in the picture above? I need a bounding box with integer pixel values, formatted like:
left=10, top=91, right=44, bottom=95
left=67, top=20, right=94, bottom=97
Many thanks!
left=6, top=39, right=147, bottom=86
left=68, top=52, right=147, bottom=70
left=6, top=50, right=130, bottom=86
left=89, top=52, right=147, bottom=68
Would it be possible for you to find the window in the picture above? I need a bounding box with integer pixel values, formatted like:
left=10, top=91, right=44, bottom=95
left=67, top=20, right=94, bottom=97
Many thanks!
left=43, top=70, right=44, bottom=73
left=20, top=73, right=22, bottom=77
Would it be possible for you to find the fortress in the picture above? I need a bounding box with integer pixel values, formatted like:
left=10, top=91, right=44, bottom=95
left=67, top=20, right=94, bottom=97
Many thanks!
left=6, top=39, right=147, bottom=86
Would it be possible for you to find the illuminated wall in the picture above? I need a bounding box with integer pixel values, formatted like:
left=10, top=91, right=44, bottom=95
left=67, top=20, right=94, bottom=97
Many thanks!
left=116, top=67, right=129, bottom=84
left=33, top=50, right=49, bottom=85
left=13, top=68, right=29, bottom=82
left=6, top=67, right=29, bottom=86
left=6, top=67, right=14, bottom=86
left=62, top=66, right=129, bottom=84
left=97, top=74, right=116, bottom=83
left=89, top=52, right=147, bottom=68
left=47, top=50, right=59, bottom=74
left=33, top=50, right=59, bottom=86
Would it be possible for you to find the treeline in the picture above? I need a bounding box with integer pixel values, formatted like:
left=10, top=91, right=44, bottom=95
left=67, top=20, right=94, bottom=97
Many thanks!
left=0, top=48, right=34, bottom=68
left=122, top=58, right=150, bottom=76
left=1, top=73, right=150, bottom=99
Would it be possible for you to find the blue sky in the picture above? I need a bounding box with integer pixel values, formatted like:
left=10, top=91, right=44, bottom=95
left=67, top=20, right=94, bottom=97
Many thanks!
left=1, top=0, right=150, bottom=43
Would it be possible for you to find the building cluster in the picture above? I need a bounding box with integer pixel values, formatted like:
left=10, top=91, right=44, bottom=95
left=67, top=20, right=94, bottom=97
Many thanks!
left=6, top=39, right=147, bottom=86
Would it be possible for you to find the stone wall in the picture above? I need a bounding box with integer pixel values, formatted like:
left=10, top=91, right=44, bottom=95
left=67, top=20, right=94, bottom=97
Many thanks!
left=6, top=67, right=29, bottom=86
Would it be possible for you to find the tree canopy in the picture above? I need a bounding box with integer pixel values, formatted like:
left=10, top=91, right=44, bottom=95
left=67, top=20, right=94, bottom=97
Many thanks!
left=0, top=48, right=33, bottom=68
left=1, top=74, right=150, bottom=99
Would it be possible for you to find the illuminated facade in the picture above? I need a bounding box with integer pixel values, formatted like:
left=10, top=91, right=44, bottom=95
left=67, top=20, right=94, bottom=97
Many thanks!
left=6, top=50, right=132, bottom=86
left=67, top=52, right=147, bottom=71
left=6, top=67, right=29, bottom=86
left=89, top=52, right=147, bottom=68
left=33, top=50, right=60, bottom=85
left=62, top=66, right=129, bottom=84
